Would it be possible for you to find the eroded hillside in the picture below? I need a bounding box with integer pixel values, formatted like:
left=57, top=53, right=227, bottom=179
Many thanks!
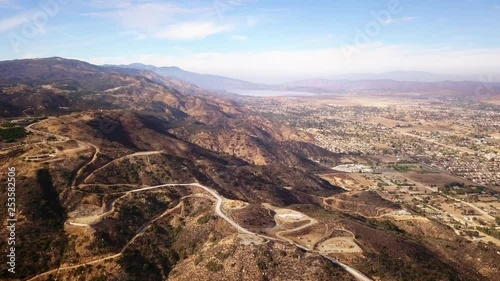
left=0, top=58, right=499, bottom=281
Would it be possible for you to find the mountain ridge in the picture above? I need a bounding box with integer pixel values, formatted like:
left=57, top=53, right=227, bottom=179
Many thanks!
left=1, top=57, right=499, bottom=281
left=110, top=63, right=268, bottom=91
left=5, top=57, right=498, bottom=97
left=112, top=61, right=500, bottom=97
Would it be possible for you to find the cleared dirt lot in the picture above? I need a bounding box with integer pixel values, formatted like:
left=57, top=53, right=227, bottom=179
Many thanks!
left=403, top=172, right=474, bottom=187
left=262, top=203, right=327, bottom=250
left=317, top=237, right=362, bottom=254
left=284, top=224, right=327, bottom=250
left=223, top=199, right=248, bottom=210
left=237, top=233, right=267, bottom=246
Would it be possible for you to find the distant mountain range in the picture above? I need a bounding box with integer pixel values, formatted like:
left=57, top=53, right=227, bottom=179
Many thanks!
left=1, top=57, right=498, bottom=98
left=328, top=71, right=474, bottom=82
left=1, top=57, right=499, bottom=281
left=280, top=78, right=500, bottom=98
left=113, top=63, right=500, bottom=98
left=0, top=56, right=332, bottom=170
left=111, top=63, right=268, bottom=91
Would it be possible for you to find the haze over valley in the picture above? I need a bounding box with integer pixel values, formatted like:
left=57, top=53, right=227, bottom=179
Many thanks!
left=0, top=1, right=499, bottom=281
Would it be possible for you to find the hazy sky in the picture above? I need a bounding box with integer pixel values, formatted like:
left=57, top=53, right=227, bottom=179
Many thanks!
left=1, top=0, right=499, bottom=82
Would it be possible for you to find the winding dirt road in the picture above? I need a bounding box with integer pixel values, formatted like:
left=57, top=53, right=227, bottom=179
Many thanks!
left=25, top=120, right=100, bottom=187
left=274, top=218, right=317, bottom=246
left=27, top=201, right=183, bottom=281
left=83, top=150, right=164, bottom=183
left=23, top=120, right=372, bottom=281
left=29, top=181, right=372, bottom=281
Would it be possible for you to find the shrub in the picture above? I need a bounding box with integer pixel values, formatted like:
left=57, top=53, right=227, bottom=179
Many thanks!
left=194, top=255, right=203, bottom=266
left=205, top=260, right=223, bottom=272
left=368, top=219, right=404, bottom=233
left=1, top=122, right=15, bottom=128
left=197, top=215, right=212, bottom=224
left=0, top=127, right=26, bottom=142
left=215, top=251, right=230, bottom=261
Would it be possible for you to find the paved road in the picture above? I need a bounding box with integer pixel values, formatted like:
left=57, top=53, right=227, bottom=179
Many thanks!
left=399, top=132, right=474, bottom=154
left=441, top=193, right=496, bottom=220
left=322, top=255, right=373, bottom=281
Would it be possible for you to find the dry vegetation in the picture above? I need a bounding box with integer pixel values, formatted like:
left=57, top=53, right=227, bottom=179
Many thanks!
left=1, top=58, right=499, bottom=281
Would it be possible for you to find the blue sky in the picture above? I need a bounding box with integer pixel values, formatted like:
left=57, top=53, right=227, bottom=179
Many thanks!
left=0, top=0, right=499, bottom=82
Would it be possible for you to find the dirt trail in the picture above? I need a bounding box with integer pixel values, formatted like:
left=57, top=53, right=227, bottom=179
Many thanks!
left=23, top=121, right=372, bottom=281
left=71, top=142, right=100, bottom=187
left=275, top=219, right=317, bottom=245
left=25, top=120, right=100, bottom=187
left=83, top=150, right=164, bottom=183
left=30, top=181, right=372, bottom=281
left=28, top=202, right=183, bottom=281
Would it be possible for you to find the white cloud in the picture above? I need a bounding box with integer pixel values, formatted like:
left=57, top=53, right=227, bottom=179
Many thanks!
left=122, top=4, right=201, bottom=30
left=154, top=22, right=230, bottom=40
left=232, top=35, right=247, bottom=40
left=383, top=16, right=419, bottom=25
left=118, top=30, right=147, bottom=40
left=0, top=13, right=31, bottom=32
left=86, top=1, right=224, bottom=40
left=246, top=16, right=257, bottom=27
left=0, top=0, right=21, bottom=9
left=88, top=2, right=193, bottom=29
left=88, top=0, right=134, bottom=9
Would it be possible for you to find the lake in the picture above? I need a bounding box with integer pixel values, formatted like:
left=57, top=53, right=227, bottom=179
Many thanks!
left=229, top=89, right=318, bottom=97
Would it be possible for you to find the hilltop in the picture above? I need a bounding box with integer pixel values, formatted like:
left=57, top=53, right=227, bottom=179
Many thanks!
left=0, top=58, right=498, bottom=281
